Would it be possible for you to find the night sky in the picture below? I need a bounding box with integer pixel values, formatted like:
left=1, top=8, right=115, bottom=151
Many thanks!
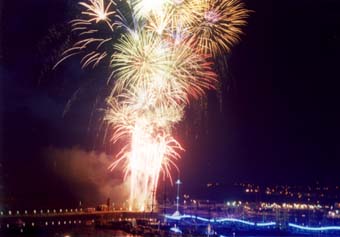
left=1, top=0, right=340, bottom=208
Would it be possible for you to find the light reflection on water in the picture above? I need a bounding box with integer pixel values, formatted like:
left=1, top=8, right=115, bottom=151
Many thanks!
left=1, top=228, right=328, bottom=237
left=0, top=229, right=305, bottom=237
left=57, top=229, right=139, bottom=237
left=1, top=229, right=140, bottom=237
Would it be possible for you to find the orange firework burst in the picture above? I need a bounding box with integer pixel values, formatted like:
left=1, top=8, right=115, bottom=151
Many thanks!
left=187, top=0, right=250, bottom=56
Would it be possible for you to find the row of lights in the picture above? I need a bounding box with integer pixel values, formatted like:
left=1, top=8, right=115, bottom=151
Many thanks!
left=1, top=217, right=145, bottom=228
left=328, top=210, right=340, bottom=218
left=243, top=184, right=338, bottom=198
left=226, top=201, right=242, bottom=207
left=260, top=202, right=323, bottom=210
left=0, top=220, right=84, bottom=229
left=0, top=208, right=84, bottom=216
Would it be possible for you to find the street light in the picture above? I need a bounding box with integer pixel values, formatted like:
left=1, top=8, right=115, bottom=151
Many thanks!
left=173, top=179, right=182, bottom=216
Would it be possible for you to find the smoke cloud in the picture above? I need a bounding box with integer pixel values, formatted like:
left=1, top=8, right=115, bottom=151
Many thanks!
left=44, top=146, right=128, bottom=207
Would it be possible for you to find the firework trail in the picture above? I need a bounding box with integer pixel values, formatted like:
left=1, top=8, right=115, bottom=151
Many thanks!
left=59, top=0, right=249, bottom=211
left=54, top=0, right=117, bottom=69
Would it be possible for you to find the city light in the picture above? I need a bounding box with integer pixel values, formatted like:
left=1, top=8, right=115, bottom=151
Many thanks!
left=170, top=226, right=182, bottom=234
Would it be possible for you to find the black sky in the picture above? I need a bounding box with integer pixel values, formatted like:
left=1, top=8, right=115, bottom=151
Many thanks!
left=1, top=0, right=340, bottom=207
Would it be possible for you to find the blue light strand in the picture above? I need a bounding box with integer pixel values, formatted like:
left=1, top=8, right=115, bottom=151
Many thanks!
left=165, top=214, right=272, bottom=226
left=288, top=223, right=340, bottom=231
left=215, top=218, right=255, bottom=226
left=165, top=214, right=340, bottom=232
left=256, top=222, right=276, bottom=227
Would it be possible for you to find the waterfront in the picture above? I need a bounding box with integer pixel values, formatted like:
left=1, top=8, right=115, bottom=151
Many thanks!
left=2, top=206, right=340, bottom=236
left=0, top=227, right=337, bottom=237
left=0, top=228, right=139, bottom=237
left=0, top=225, right=338, bottom=237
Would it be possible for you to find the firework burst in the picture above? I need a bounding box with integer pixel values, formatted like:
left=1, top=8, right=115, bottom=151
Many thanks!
left=187, top=0, right=250, bottom=56
left=145, top=0, right=205, bottom=35
left=58, top=0, right=249, bottom=211
left=132, top=0, right=169, bottom=20
left=111, top=30, right=217, bottom=101
left=54, top=0, right=117, bottom=69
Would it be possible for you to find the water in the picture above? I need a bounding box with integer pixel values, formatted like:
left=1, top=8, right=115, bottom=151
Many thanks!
left=0, top=229, right=310, bottom=237
left=1, top=228, right=139, bottom=237
left=0, top=227, right=330, bottom=237
left=0, top=231, right=304, bottom=237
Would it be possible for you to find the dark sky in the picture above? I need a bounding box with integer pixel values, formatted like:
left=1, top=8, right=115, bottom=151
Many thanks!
left=1, top=0, right=340, bottom=207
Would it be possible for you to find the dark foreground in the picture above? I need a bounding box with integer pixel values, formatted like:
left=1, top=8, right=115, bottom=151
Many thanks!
left=0, top=226, right=336, bottom=237
left=0, top=228, right=137, bottom=237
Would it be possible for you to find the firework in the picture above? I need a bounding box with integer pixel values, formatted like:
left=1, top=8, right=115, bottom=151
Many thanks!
left=79, top=0, right=116, bottom=24
left=111, top=31, right=172, bottom=92
left=131, top=0, right=169, bottom=20
left=105, top=87, right=185, bottom=210
left=60, top=0, right=249, bottom=211
left=111, top=31, right=216, bottom=98
left=145, top=0, right=205, bottom=35
left=187, top=0, right=249, bottom=56
left=108, top=28, right=217, bottom=209
left=54, top=0, right=117, bottom=69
